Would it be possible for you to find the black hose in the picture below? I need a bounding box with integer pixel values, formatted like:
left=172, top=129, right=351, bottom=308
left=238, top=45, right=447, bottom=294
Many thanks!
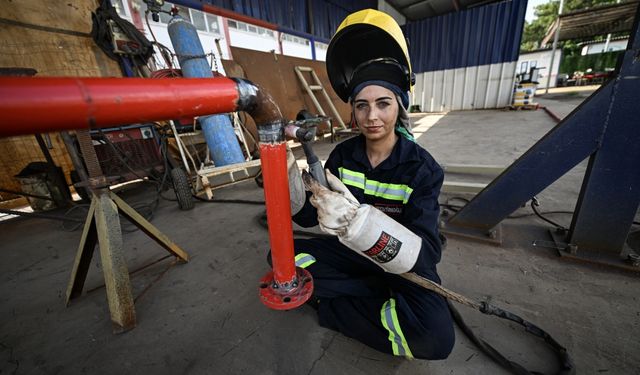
left=439, top=196, right=640, bottom=226
left=531, top=197, right=566, bottom=230
left=448, top=300, right=575, bottom=375
left=192, top=195, right=265, bottom=205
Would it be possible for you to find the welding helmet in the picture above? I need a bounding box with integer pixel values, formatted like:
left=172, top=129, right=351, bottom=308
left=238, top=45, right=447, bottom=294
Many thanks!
left=326, top=9, right=414, bottom=103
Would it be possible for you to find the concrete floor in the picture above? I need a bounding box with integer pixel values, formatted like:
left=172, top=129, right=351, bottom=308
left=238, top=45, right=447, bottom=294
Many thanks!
left=1, top=89, right=639, bottom=375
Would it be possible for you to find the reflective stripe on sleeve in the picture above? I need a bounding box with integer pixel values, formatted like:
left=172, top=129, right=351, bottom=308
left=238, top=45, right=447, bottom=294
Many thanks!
left=338, top=167, right=413, bottom=204
left=381, top=298, right=414, bottom=358
left=294, top=253, right=316, bottom=269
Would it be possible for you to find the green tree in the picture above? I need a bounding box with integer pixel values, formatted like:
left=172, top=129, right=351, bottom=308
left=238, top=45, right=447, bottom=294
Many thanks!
left=520, top=0, right=617, bottom=52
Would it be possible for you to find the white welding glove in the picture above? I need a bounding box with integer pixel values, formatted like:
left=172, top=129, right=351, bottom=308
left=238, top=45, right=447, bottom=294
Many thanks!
left=287, top=146, right=306, bottom=216
left=305, top=169, right=422, bottom=274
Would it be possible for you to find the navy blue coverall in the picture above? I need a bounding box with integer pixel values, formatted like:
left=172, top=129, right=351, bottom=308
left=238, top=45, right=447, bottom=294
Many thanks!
left=289, top=132, right=454, bottom=360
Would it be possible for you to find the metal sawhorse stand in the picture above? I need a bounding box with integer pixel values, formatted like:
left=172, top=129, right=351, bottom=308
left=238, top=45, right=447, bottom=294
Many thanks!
left=65, top=129, right=189, bottom=333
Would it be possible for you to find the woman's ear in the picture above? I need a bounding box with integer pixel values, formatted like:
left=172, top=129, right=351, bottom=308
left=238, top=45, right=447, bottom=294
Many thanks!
left=350, top=111, right=357, bottom=129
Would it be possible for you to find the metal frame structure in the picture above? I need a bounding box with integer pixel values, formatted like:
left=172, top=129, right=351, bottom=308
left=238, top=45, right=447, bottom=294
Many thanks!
left=443, top=8, right=640, bottom=271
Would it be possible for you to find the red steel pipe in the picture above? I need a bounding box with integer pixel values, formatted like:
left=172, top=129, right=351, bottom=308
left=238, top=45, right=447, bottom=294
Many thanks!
left=0, top=77, right=239, bottom=137
left=0, top=76, right=313, bottom=310
left=260, top=143, right=296, bottom=282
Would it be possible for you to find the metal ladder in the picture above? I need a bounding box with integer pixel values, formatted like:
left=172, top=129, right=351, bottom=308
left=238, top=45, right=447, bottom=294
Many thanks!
left=294, top=66, right=347, bottom=136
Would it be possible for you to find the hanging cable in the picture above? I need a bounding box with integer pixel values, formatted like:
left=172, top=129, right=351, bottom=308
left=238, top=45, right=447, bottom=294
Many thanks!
left=531, top=196, right=567, bottom=230
left=145, top=11, right=173, bottom=69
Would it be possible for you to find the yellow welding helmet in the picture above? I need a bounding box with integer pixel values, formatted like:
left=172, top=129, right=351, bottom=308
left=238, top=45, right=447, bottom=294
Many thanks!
left=326, top=9, right=414, bottom=103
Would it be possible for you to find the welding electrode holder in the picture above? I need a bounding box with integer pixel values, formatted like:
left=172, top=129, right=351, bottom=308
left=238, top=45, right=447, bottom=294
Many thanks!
left=283, top=116, right=330, bottom=189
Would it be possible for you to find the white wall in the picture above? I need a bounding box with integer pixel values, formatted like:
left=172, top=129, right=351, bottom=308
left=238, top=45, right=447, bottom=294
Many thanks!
left=516, top=49, right=562, bottom=88
left=412, top=62, right=517, bottom=112
left=114, top=0, right=321, bottom=73
left=314, top=42, right=328, bottom=61
left=228, top=28, right=279, bottom=53
left=281, top=40, right=312, bottom=59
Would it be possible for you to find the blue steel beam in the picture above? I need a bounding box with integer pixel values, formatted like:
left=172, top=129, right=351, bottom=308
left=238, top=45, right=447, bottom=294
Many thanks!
left=447, top=80, right=612, bottom=230
left=448, top=6, right=640, bottom=259
left=568, top=14, right=640, bottom=254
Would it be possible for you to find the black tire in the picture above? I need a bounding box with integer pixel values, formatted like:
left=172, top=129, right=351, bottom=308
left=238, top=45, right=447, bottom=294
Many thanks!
left=171, top=167, right=194, bottom=210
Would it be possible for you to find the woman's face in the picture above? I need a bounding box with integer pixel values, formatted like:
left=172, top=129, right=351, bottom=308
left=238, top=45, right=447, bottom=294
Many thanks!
left=353, top=85, right=399, bottom=143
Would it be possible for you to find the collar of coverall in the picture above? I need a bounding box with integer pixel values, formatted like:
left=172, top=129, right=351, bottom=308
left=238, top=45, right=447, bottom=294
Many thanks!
left=351, top=128, right=421, bottom=171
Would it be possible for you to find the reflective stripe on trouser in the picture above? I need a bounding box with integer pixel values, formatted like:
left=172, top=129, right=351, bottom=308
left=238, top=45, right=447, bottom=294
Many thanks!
left=292, top=238, right=455, bottom=360
left=381, top=298, right=414, bottom=358
left=294, top=253, right=316, bottom=269
left=338, top=167, right=413, bottom=203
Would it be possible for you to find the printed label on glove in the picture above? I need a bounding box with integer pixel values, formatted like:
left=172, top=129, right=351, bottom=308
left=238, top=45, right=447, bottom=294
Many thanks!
left=363, top=231, right=402, bottom=263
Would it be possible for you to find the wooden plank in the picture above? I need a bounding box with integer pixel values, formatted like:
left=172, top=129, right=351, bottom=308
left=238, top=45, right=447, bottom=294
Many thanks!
left=94, top=192, right=136, bottom=333
left=65, top=195, right=97, bottom=305
left=198, top=159, right=262, bottom=176
left=111, top=192, right=190, bottom=262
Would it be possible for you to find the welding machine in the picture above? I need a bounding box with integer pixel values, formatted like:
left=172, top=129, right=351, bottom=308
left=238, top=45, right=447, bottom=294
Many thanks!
left=88, top=124, right=165, bottom=182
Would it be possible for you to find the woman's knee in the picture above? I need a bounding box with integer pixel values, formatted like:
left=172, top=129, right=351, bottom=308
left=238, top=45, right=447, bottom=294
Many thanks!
left=411, top=320, right=455, bottom=360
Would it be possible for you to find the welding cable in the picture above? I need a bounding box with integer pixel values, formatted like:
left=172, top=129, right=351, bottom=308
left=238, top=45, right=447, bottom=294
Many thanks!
left=438, top=196, right=639, bottom=226
left=145, top=11, right=174, bottom=69
left=192, top=194, right=264, bottom=205
left=530, top=197, right=567, bottom=231
left=440, top=202, right=577, bottom=222
left=401, top=273, right=575, bottom=375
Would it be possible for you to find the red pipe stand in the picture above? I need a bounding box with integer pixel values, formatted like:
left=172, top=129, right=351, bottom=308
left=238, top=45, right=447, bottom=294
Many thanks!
left=258, top=142, right=313, bottom=310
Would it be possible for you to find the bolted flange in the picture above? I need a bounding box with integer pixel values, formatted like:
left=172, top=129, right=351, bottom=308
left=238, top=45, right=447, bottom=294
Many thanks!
left=259, top=267, right=314, bottom=310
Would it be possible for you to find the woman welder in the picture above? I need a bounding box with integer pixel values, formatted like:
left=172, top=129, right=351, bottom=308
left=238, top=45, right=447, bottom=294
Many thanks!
left=284, top=9, right=454, bottom=360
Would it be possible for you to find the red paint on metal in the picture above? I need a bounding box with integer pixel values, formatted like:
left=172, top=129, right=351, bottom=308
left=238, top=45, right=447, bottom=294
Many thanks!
left=0, top=77, right=240, bottom=137
left=127, top=2, right=145, bottom=31
left=258, top=142, right=312, bottom=307
left=259, top=142, right=296, bottom=283
left=259, top=267, right=314, bottom=310
left=202, top=4, right=278, bottom=30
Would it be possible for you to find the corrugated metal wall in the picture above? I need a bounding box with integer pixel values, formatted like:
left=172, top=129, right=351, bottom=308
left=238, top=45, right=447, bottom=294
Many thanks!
left=200, top=0, right=376, bottom=41
left=403, top=0, right=527, bottom=111
left=403, top=0, right=527, bottom=73
left=413, top=62, right=517, bottom=111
